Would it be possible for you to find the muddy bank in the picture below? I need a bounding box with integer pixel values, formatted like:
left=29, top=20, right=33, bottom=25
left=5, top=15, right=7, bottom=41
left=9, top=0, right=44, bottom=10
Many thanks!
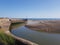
left=25, top=20, right=60, bottom=33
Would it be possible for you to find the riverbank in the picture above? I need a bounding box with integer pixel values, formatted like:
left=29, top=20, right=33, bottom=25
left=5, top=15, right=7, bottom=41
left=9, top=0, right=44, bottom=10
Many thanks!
left=25, top=20, right=60, bottom=33
left=0, top=18, right=38, bottom=45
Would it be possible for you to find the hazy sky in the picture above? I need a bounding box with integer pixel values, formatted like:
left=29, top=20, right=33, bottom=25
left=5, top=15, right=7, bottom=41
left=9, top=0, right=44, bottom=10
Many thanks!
left=0, top=0, right=60, bottom=18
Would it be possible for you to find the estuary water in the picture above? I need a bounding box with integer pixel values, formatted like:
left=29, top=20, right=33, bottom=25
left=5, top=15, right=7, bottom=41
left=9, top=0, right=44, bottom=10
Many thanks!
left=11, top=24, right=60, bottom=45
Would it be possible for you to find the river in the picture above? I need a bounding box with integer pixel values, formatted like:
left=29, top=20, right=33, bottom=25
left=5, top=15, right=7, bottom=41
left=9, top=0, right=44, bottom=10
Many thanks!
left=11, top=23, right=60, bottom=45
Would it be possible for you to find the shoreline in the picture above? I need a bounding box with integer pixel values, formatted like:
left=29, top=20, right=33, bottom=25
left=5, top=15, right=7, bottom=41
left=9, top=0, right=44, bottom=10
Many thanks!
left=25, top=20, right=60, bottom=33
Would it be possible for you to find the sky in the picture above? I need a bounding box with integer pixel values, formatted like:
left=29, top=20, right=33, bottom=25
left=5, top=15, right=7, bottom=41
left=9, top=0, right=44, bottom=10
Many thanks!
left=0, top=0, right=60, bottom=18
